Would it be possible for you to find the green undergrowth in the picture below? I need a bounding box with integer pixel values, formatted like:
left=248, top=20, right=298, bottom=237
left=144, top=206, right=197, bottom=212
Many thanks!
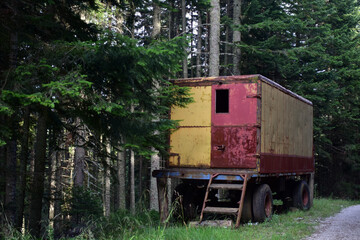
left=2, top=198, right=359, bottom=240
left=86, top=198, right=358, bottom=240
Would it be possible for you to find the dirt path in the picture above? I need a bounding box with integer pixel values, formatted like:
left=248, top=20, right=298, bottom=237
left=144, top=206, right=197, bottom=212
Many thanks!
left=305, top=204, right=360, bottom=240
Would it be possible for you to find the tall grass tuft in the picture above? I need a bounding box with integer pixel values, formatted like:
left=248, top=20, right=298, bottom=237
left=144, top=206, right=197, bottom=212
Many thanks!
left=72, top=208, right=162, bottom=239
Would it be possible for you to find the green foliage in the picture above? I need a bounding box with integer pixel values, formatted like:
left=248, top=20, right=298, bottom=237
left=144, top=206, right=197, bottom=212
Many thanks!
left=0, top=0, right=195, bottom=238
left=1, top=58, right=91, bottom=108
left=240, top=0, right=360, bottom=198
left=84, top=208, right=161, bottom=239
left=0, top=32, right=192, bottom=153
left=69, top=187, right=103, bottom=225
left=77, top=33, right=191, bottom=153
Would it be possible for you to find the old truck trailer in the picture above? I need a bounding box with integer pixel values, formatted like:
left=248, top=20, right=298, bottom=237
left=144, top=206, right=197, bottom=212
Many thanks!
left=153, top=75, right=314, bottom=227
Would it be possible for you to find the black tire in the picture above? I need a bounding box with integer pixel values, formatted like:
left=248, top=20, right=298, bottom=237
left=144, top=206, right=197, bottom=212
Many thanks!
left=252, top=184, right=273, bottom=222
left=292, top=181, right=311, bottom=210
left=172, top=183, right=205, bottom=221
left=241, top=188, right=253, bottom=223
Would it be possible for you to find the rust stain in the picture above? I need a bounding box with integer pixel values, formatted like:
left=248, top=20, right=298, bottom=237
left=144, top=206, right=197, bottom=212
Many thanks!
left=211, top=126, right=257, bottom=168
left=244, top=82, right=258, bottom=95
left=210, top=81, right=259, bottom=169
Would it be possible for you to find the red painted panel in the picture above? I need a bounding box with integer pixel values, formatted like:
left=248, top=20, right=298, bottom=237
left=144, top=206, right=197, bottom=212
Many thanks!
left=259, top=153, right=314, bottom=173
left=212, top=83, right=258, bottom=126
left=211, top=126, right=257, bottom=168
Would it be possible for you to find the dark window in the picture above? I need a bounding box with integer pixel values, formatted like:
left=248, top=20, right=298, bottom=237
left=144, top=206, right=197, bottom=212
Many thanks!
left=216, top=89, right=229, bottom=113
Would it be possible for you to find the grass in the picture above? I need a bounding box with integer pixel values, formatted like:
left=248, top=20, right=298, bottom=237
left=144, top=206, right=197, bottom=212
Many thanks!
left=92, top=198, right=359, bottom=240
left=2, top=198, right=359, bottom=240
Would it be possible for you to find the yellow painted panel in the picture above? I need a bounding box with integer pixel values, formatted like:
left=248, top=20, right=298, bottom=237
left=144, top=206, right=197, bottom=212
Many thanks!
left=171, top=86, right=211, bottom=126
left=169, top=127, right=211, bottom=167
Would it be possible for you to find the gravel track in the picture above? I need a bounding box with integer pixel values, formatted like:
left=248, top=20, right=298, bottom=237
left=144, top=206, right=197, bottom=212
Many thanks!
left=305, top=204, right=360, bottom=240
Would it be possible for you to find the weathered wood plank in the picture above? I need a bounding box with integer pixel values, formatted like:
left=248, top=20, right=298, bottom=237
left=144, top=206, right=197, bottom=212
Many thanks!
left=157, top=177, right=168, bottom=223
left=189, top=220, right=233, bottom=228
left=203, top=207, right=238, bottom=214
left=210, top=183, right=243, bottom=190
left=260, top=80, right=313, bottom=160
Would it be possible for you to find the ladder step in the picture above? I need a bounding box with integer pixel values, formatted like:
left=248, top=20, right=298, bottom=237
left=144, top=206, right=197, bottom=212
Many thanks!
left=210, top=183, right=243, bottom=190
left=203, top=207, right=239, bottom=215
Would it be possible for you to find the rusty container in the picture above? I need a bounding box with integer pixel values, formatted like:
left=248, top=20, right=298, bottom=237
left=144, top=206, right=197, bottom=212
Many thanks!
left=169, top=75, right=314, bottom=174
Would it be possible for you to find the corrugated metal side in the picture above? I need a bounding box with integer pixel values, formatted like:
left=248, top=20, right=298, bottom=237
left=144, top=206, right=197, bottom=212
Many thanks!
left=169, top=86, right=212, bottom=167
left=211, top=83, right=258, bottom=168
left=260, top=81, right=314, bottom=173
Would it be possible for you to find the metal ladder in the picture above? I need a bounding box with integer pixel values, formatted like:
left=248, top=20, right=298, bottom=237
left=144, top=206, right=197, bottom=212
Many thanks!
left=199, top=173, right=249, bottom=228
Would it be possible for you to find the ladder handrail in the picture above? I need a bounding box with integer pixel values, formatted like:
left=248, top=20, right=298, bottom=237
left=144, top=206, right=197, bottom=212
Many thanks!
left=199, top=173, right=250, bottom=228
left=235, top=174, right=248, bottom=228
left=199, top=173, right=218, bottom=222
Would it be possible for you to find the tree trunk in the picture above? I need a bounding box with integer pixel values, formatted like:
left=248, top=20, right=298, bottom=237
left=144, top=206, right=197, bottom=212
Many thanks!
left=74, top=118, right=85, bottom=187
left=224, top=0, right=231, bottom=76
left=104, top=142, right=111, bottom=217
left=0, top=145, right=5, bottom=225
left=53, top=142, right=64, bottom=238
left=15, top=107, right=30, bottom=230
left=42, top=128, right=55, bottom=238
left=209, top=0, right=220, bottom=77
left=168, top=2, right=172, bottom=39
left=150, top=148, right=160, bottom=210
left=204, top=12, right=210, bottom=76
left=4, top=1, right=19, bottom=227
left=151, top=2, right=161, bottom=39
left=114, top=6, right=123, bottom=34
left=116, top=144, right=126, bottom=210
left=149, top=4, right=162, bottom=210
left=9, top=32, right=18, bottom=68
left=190, top=11, right=194, bottom=78
left=127, top=2, right=136, bottom=37
left=233, top=0, right=241, bottom=75
left=25, top=148, right=35, bottom=230
left=29, top=107, right=48, bottom=238
left=139, top=156, right=143, bottom=201
left=182, top=0, right=188, bottom=78
left=130, top=149, right=135, bottom=214
left=5, top=133, right=17, bottom=225
left=169, top=1, right=176, bottom=38
left=196, top=12, right=202, bottom=77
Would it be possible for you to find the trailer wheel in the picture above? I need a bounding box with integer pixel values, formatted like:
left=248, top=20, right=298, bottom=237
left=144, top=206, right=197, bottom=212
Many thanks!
left=172, top=183, right=205, bottom=221
left=241, top=188, right=253, bottom=223
left=293, top=181, right=311, bottom=210
left=252, top=184, right=273, bottom=222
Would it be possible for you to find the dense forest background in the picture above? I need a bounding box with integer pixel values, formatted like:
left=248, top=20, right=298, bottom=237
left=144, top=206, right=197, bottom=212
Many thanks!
left=1, top=0, right=359, bottom=238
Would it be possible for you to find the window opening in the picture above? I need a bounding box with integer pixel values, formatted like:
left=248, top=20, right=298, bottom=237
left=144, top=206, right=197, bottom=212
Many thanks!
left=216, top=89, right=229, bottom=113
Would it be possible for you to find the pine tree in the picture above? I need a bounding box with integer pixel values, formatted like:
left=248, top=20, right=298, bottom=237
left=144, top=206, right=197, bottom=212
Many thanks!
left=239, top=0, right=360, bottom=197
